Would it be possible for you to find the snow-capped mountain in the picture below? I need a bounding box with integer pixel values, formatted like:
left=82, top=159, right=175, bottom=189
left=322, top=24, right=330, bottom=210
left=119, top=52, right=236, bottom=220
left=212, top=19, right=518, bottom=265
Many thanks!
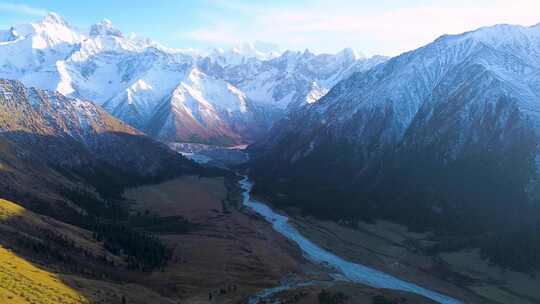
left=206, top=41, right=282, bottom=67
left=253, top=22, right=540, bottom=160
left=215, top=48, right=387, bottom=110
left=0, top=13, right=81, bottom=91
left=143, top=67, right=277, bottom=145
left=0, top=13, right=385, bottom=146
left=249, top=23, right=540, bottom=244
left=0, top=13, right=268, bottom=145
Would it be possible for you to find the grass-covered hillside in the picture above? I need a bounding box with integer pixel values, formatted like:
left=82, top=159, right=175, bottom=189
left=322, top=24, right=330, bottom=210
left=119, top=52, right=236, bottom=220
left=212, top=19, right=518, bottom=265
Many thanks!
left=0, top=198, right=182, bottom=304
left=0, top=244, right=90, bottom=304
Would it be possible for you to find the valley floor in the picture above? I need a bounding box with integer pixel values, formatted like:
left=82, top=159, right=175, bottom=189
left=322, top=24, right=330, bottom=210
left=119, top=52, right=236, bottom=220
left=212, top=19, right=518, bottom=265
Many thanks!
left=288, top=214, right=540, bottom=304
left=4, top=172, right=537, bottom=304
left=124, top=175, right=305, bottom=303
left=121, top=175, right=463, bottom=303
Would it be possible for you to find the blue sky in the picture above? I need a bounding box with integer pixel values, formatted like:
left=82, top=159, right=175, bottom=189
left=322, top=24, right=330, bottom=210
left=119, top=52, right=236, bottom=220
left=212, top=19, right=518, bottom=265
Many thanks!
left=1, top=0, right=539, bottom=56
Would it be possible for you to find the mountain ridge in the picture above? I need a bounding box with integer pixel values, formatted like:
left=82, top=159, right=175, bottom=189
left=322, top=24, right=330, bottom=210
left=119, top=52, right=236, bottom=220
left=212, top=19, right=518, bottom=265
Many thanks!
left=0, top=78, right=200, bottom=216
left=0, top=12, right=386, bottom=146
left=248, top=21, right=540, bottom=272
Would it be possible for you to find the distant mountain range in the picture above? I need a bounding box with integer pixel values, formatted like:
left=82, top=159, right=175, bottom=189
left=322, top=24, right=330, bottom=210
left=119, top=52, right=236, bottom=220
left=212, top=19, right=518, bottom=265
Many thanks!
left=0, top=13, right=386, bottom=145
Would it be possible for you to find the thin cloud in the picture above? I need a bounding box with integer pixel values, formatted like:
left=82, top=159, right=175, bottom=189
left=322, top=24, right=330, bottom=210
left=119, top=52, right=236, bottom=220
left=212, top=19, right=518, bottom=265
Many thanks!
left=182, top=25, right=243, bottom=45
left=180, top=0, right=540, bottom=56
left=0, top=2, right=47, bottom=17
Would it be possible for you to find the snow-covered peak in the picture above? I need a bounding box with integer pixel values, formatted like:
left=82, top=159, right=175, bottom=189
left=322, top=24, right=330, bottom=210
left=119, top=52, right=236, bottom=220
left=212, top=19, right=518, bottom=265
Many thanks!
left=292, top=20, right=540, bottom=156
left=185, top=66, right=205, bottom=82
left=281, top=49, right=301, bottom=58
left=73, top=34, right=138, bottom=59
left=74, top=25, right=168, bottom=60
left=181, top=66, right=247, bottom=112
left=11, top=12, right=81, bottom=47
left=301, top=48, right=316, bottom=58
left=336, top=47, right=363, bottom=60
left=207, top=41, right=283, bottom=67
left=89, top=19, right=123, bottom=37
left=232, top=41, right=282, bottom=59
left=41, top=12, right=68, bottom=27
left=433, top=23, right=540, bottom=51
left=411, top=22, right=540, bottom=73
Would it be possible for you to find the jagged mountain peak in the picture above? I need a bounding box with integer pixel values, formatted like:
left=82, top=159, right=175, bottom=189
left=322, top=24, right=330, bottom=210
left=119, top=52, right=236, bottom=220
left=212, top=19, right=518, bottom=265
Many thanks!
left=301, top=48, right=316, bottom=58
left=0, top=13, right=384, bottom=145
left=10, top=11, right=81, bottom=47
left=431, top=22, right=540, bottom=50
left=231, top=41, right=281, bottom=58
left=34, top=11, right=76, bottom=35
left=186, top=66, right=204, bottom=79
left=281, top=49, right=300, bottom=58
left=89, top=19, right=123, bottom=37
left=206, top=41, right=283, bottom=68
left=40, top=12, right=68, bottom=26
left=336, top=47, right=363, bottom=60
left=218, top=46, right=386, bottom=110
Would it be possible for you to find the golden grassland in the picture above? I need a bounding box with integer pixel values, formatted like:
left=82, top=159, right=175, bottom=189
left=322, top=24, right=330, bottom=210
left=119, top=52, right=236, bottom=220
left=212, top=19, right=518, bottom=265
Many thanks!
left=0, top=245, right=90, bottom=304
left=0, top=198, right=181, bottom=304
left=0, top=246, right=90, bottom=304
left=0, top=199, right=90, bottom=304
left=0, top=242, right=178, bottom=304
left=0, top=198, right=24, bottom=219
